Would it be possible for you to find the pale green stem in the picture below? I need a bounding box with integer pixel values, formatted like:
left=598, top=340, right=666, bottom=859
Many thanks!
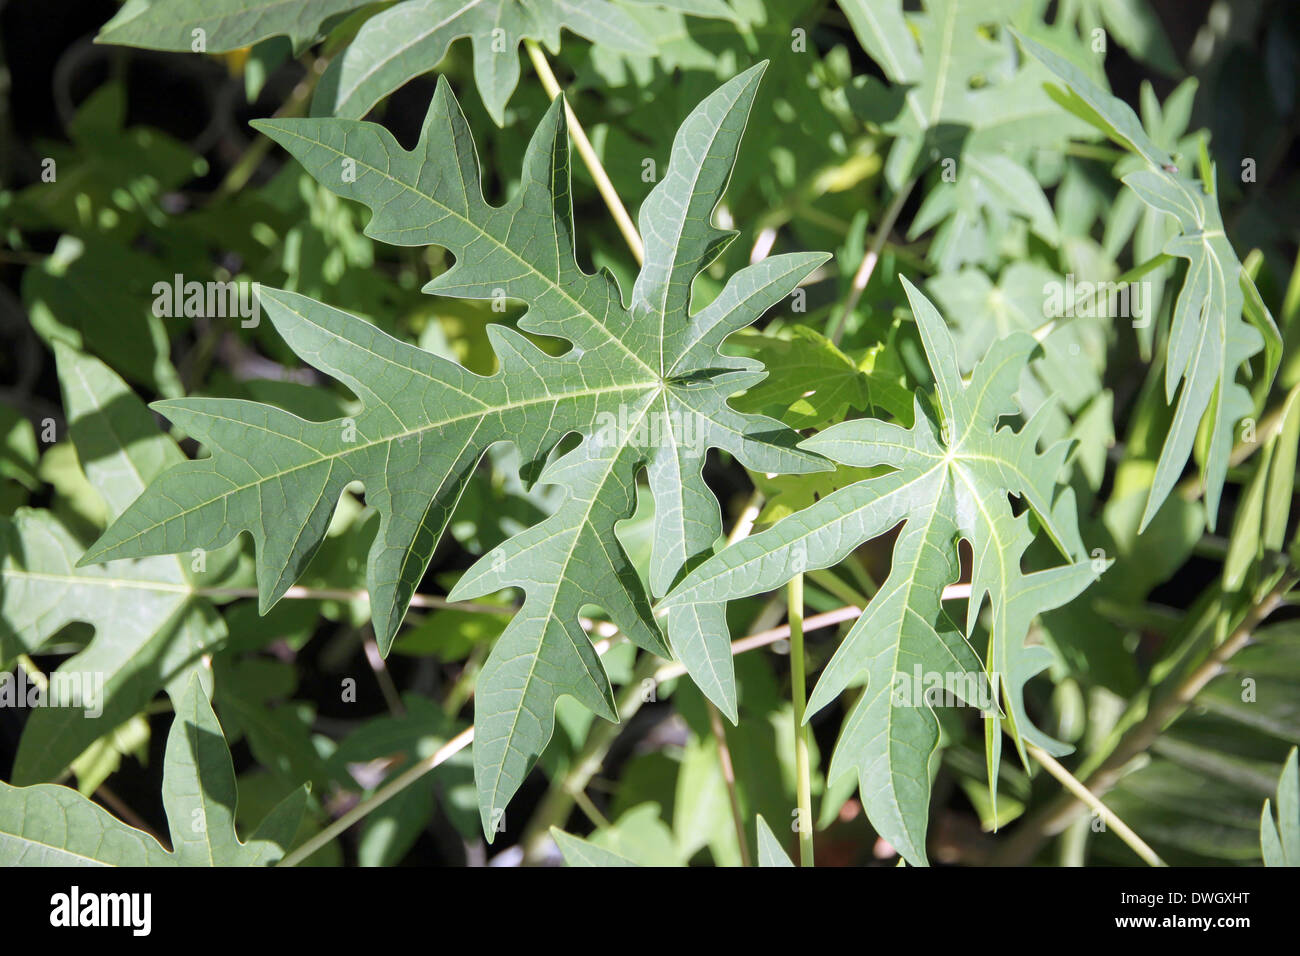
left=195, top=585, right=515, bottom=615
left=278, top=725, right=474, bottom=867
left=1029, top=252, right=1173, bottom=341
left=788, top=573, right=814, bottom=866
left=214, top=55, right=324, bottom=203
left=1026, top=744, right=1165, bottom=868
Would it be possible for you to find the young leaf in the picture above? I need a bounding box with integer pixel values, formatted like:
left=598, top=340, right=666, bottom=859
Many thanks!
left=729, top=325, right=901, bottom=429
left=1260, top=747, right=1298, bottom=867
left=0, top=677, right=306, bottom=866
left=662, top=279, right=1102, bottom=866
left=1014, top=31, right=1280, bottom=531
left=0, top=344, right=226, bottom=785
left=80, top=66, right=829, bottom=836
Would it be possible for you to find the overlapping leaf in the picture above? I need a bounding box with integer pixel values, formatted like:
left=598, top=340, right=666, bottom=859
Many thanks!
left=1014, top=32, right=1280, bottom=530
left=0, top=677, right=305, bottom=865
left=80, top=66, right=828, bottom=835
left=314, top=0, right=656, bottom=124
left=0, top=345, right=225, bottom=785
left=98, top=0, right=371, bottom=53
left=97, top=0, right=680, bottom=126
left=662, top=279, right=1101, bottom=865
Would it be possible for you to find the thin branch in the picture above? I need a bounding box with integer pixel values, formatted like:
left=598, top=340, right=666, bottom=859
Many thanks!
left=707, top=699, right=752, bottom=867
left=363, top=631, right=404, bottom=717
left=788, top=573, right=814, bottom=866
left=97, top=785, right=167, bottom=847
left=195, top=585, right=515, bottom=615
left=1029, top=252, right=1173, bottom=342
left=1025, top=745, right=1165, bottom=867
left=519, top=652, right=660, bottom=861
left=278, top=725, right=474, bottom=867
left=1175, top=391, right=1295, bottom=502
left=276, top=598, right=871, bottom=865
left=213, top=55, right=325, bottom=203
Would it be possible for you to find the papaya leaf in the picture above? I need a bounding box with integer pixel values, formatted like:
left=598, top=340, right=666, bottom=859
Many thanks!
left=662, top=278, right=1102, bottom=866
left=729, top=325, right=896, bottom=430
left=839, top=0, right=1089, bottom=268
left=80, top=66, right=829, bottom=836
left=0, top=677, right=306, bottom=866
left=1014, top=31, right=1281, bottom=531
left=98, top=0, right=680, bottom=126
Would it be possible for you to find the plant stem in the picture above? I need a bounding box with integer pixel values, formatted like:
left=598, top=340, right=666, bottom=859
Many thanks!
left=707, top=699, right=753, bottom=866
left=571, top=787, right=611, bottom=829
left=807, top=567, right=869, bottom=608
left=97, top=785, right=165, bottom=845
left=1025, top=744, right=1165, bottom=867
left=826, top=178, right=916, bottom=345
left=523, top=39, right=644, bottom=265
left=362, top=631, right=404, bottom=716
left=788, top=573, right=814, bottom=866
left=1029, top=252, right=1173, bottom=341
left=1175, top=391, right=1294, bottom=501
left=195, top=584, right=515, bottom=615
left=276, top=581, right=971, bottom=866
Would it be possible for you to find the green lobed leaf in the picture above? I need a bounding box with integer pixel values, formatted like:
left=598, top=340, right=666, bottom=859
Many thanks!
left=550, top=827, right=640, bottom=866
left=662, top=278, right=1102, bottom=865
left=97, top=0, right=371, bottom=53
left=81, top=66, right=829, bottom=837
left=839, top=0, right=1088, bottom=268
